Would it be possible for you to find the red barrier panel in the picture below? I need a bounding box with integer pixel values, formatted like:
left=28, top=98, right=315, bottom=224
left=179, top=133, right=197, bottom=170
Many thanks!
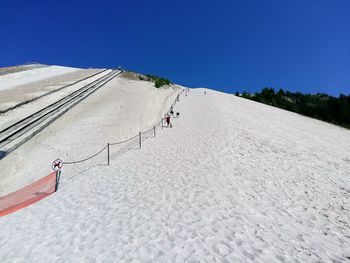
left=0, top=172, right=56, bottom=217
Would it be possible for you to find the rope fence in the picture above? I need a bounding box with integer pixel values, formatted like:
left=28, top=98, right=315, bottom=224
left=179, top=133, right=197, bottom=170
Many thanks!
left=63, top=145, right=108, bottom=165
left=109, top=133, right=139, bottom=146
left=56, top=89, right=186, bottom=188
left=61, top=90, right=184, bottom=168
left=0, top=88, right=189, bottom=217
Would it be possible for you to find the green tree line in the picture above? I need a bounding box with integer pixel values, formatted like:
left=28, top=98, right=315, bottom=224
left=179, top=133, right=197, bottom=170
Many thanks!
left=237, top=88, right=350, bottom=128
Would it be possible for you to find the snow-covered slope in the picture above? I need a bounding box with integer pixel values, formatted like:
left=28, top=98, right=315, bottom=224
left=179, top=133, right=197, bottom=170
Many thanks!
left=0, top=65, right=80, bottom=91
left=0, top=88, right=349, bottom=262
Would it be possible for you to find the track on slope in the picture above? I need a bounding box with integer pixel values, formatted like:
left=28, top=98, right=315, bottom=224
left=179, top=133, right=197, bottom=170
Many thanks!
left=0, top=68, right=110, bottom=113
left=0, top=70, right=120, bottom=158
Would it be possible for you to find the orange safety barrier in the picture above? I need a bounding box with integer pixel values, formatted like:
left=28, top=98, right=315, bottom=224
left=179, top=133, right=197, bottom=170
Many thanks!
left=0, top=172, right=57, bottom=217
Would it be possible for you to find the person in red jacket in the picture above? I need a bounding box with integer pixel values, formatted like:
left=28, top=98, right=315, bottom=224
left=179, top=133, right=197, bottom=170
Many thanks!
left=166, top=115, right=171, bottom=127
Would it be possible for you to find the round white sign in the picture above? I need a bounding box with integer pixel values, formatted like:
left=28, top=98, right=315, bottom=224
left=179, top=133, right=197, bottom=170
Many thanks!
left=52, top=158, right=63, bottom=172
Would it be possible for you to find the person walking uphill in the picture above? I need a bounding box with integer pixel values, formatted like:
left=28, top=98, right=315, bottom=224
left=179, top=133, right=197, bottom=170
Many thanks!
left=166, top=115, right=172, bottom=127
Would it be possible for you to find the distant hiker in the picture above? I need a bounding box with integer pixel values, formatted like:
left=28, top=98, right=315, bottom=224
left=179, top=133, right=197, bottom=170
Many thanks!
left=204, top=91, right=206, bottom=95
left=166, top=115, right=171, bottom=127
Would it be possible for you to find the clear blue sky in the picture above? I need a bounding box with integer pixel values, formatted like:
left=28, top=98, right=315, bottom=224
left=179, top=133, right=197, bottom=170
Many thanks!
left=1, top=0, right=349, bottom=96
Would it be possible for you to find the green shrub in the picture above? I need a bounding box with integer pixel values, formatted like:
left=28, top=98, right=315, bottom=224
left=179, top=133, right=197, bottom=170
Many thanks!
left=146, top=74, right=171, bottom=88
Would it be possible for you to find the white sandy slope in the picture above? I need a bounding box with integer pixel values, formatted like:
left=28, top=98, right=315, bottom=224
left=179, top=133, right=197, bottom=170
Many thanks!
left=0, top=65, right=80, bottom=91
left=0, top=75, right=179, bottom=195
left=0, top=88, right=350, bottom=262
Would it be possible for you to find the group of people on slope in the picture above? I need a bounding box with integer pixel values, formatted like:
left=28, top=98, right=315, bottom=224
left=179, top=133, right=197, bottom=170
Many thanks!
left=166, top=106, right=175, bottom=128
left=165, top=89, right=191, bottom=127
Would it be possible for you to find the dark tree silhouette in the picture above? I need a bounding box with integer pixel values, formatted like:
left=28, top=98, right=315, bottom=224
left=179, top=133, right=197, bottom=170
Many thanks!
left=238, top=88, right=350, bottom=129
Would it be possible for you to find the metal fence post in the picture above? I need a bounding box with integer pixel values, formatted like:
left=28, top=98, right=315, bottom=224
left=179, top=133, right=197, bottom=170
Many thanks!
left=107, top=143, right=110, bottom=166
left=154, top=126, right=156, bottom=137
left=55, top=171, right=61, bottom=192
left=162, top=118, right=163, bottom=130
left=139, top=131, right=141, bottom=149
